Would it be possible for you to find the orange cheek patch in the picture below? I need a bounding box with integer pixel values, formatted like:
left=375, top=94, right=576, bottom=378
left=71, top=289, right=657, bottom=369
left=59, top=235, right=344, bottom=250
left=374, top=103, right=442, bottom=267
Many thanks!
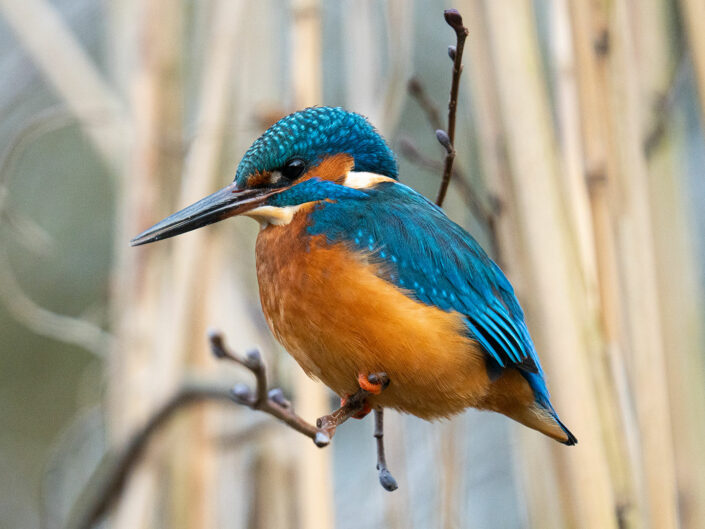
left=247, top=170, right=272, bottom=188
left=302, top=153, right=354, bottom=183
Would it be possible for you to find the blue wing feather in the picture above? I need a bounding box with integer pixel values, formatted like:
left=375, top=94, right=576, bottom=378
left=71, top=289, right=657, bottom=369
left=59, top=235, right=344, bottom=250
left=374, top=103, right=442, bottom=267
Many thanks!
left=308, top=180, right=544, bottom=382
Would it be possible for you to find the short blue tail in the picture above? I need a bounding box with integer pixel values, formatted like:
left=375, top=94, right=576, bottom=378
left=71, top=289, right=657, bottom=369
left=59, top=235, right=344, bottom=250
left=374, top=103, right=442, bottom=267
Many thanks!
left=523, top=371, right=578, bottom=446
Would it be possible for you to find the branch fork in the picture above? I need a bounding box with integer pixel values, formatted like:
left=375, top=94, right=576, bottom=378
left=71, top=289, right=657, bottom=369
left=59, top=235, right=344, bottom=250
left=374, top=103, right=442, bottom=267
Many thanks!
left=208, top=330, right=398, bottom=489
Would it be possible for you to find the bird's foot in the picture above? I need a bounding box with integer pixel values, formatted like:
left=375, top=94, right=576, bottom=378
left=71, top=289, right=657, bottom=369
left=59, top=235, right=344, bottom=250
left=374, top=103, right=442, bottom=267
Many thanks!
left=340, top=396, right=372, bottom=419
left=340, top=372, right=390, bottom=419
left=317, top=372, right=391, bottom=435
left=357, top=372, right=390, bottom=394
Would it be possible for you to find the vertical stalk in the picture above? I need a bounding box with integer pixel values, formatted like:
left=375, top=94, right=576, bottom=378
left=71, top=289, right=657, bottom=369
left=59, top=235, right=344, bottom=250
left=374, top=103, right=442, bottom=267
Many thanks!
left=291, top=1, right=334, bottom=528
left=678, top=0, right=705, bottom=132
left=637, top=1, right=705, bottom=527
left=461, top=1, right=565, bottom=524
left=108, top=0, right=184, bottom=528
left=483, top=1, right=618, bottom=527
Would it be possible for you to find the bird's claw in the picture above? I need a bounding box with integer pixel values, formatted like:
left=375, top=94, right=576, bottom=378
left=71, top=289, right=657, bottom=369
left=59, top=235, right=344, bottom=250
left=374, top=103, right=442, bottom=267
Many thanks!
left=357, top=372, right=390, bottom=394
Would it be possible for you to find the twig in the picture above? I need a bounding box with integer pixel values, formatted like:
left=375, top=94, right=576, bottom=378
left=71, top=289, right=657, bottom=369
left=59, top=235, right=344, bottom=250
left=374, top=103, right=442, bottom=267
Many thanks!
left=398, top=137, right=500, bottom=222
left=61, top=378, right=240, bottom=529
left=435, top=9, right=469, bottom=207
left=209, top=330, right=374, bottom=448
left=61, top=330, right=396, bottom=529
left=209, top=331, right=402, bottom=491
left=210, top=330, right=328, bottom=446
left=398, top=137, right=503, bottom=264
left=407, top=77, right=443, bottom=130
left=374, top=408, right=398, bottom=491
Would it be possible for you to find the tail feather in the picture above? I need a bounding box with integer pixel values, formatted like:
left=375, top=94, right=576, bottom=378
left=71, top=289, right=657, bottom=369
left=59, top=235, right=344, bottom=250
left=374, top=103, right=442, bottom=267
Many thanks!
left=505, top=403, right=578, bottom=445
left=521, top=371, right=577, bottom=445
left=551, top=411, right=578, bottom=446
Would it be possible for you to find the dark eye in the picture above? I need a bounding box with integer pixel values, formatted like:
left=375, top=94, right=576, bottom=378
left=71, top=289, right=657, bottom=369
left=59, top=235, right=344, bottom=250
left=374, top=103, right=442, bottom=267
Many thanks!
left=281, top=158, right=306, bottom=180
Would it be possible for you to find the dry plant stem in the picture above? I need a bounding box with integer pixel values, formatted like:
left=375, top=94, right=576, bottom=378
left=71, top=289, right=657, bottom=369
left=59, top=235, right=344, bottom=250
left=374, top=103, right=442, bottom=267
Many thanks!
left=398, top=137, right=500, bottom=224
left=435, top=9, right=469, bottom=207
left=407, top=77, right=443, bottom=130
left=62, top=381, right=237, bottom=529
left=209, top=330, right=369, bottom=447
left=374, top=408, right=398, bottom=491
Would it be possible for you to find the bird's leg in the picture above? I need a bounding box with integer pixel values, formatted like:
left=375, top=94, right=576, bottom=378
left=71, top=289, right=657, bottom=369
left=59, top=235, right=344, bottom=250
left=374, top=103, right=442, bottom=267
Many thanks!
left=317, top=387, right=370, bottom=438
left=318, top=371, right=391, bottom=436
left=374, top=408, right=398, bottom=491
left=358, top=372, right=390, bottom=394
left=339, top=372, right=390, bottom=419
left=210, top=330, right=392, bottom=448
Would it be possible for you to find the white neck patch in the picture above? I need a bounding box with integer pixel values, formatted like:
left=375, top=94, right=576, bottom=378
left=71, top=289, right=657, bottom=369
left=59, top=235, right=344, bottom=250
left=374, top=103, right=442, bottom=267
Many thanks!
left=343, top=171, right=396, bottom=189
left=245, top=172, right=395, bottom=228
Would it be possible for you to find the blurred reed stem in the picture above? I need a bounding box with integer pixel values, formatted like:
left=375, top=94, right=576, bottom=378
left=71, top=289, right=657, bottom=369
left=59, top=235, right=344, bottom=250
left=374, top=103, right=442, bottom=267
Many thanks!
left=482, top=1, right=618, bottom=528
left=462, top=2, right=565, bottom=524
left=639, top=1, right=705, bottom=527
left=678, top=0, right=705, bottom=132
left=108, top=0, right=185, bottom=527
left=291, top=1, right=335, bottom=528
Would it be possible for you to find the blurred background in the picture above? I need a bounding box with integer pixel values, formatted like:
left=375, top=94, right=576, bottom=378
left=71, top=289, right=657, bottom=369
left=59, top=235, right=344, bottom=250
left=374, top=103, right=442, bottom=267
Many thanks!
left=1, top=0, right=704, bottom=528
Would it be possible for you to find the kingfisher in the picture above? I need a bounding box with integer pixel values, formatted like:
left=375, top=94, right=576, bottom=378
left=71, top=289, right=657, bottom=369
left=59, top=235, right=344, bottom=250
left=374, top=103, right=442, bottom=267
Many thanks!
left=131, top=106, right=576, bottom=446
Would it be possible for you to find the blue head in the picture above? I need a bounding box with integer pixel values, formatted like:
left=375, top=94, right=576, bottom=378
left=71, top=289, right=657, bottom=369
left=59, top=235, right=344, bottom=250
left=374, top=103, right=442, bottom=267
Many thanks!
left=235, top=107, right=397, bottom=186
left=131, top=107, right=397, bottom=245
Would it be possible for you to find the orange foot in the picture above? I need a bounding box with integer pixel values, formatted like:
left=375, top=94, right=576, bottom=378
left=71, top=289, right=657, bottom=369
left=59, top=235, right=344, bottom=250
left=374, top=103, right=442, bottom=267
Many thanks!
left=340, top=395, right=372, bottom=419
left=340, top=372, right=390, bottom=420
left=357, top=372, right=390, bottom=394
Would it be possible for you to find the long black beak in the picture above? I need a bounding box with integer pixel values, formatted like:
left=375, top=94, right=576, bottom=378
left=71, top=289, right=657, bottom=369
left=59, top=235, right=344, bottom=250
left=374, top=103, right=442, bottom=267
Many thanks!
left=130, top=183, right=271, bottom=246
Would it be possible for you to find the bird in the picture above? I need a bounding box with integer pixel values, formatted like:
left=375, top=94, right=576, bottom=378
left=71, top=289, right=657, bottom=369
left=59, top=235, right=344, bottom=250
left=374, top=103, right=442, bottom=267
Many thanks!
left=131, top=106, right=577, bottom=445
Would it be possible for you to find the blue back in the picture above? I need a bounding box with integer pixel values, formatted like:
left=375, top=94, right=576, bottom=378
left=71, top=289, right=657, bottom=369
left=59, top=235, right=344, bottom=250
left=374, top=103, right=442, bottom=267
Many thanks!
left=234, top=107, right=398, bottom=185
left=306, top=180, right=553, bottom=408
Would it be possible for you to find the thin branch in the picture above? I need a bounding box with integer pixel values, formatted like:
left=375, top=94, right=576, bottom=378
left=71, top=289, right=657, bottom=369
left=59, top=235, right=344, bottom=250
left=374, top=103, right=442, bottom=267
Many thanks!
left=398, top=136, right=499, bottom=222
left=61, top=378, right=239, bottom=529
left=62, top=328, right=397, bottom=529
left=398, top=137, right=504, bottom=265
left=209, top=331, right=400, bottom=489
left=209, top=330, right=375, bottom=447
left=407, top=76, right=443, bottom=130
left=374, top=408, right=398, bottom=491
left=435, top=9, right=469, bottom=207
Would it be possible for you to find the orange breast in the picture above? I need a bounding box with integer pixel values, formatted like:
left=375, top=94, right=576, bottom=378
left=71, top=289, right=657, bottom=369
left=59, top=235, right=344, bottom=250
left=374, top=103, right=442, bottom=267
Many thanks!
left=255, top=206, right=494, bottom=419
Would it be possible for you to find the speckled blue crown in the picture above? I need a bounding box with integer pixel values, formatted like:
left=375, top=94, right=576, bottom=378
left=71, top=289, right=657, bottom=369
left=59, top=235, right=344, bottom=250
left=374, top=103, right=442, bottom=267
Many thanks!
left=234, top=107, right=398, bottom=185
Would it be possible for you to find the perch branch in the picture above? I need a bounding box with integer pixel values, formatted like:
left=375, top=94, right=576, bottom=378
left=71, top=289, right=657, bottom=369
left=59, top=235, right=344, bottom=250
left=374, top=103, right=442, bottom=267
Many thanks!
left=211, top=331, right=399, bottom=489
left=63, top=329, right=398, bottom=529
left=208, top=329, right=376, bottom=447
left=435, top=9, right=469, bottom=207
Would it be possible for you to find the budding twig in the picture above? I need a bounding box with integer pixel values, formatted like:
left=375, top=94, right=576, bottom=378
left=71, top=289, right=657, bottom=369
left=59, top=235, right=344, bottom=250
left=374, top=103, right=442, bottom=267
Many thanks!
left=435, top=8, right=469, bottom=207
left=210, top=331, right=399, bottom=490
left=407, top=77, right=443, bottom=131
left=209, top=329, right=372, bottom=448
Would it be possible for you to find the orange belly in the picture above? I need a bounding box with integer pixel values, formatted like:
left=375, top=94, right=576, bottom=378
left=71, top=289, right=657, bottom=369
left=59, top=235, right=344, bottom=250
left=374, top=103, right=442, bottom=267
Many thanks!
left=255, top=212, right=493, bottom=419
